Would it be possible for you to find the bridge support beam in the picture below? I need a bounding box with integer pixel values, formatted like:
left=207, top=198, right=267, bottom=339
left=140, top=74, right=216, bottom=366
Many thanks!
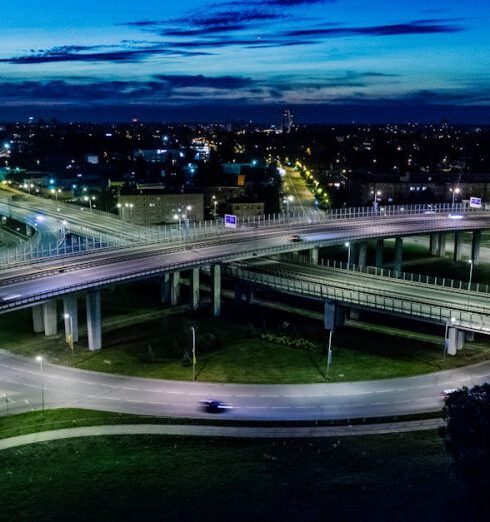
left=86, top=290, right=102, bottom=351
left=309, top=247, right=319, bottom=265
left=190, top=268, right=200, bottom=311
left=170, top=271, right=180, bottom=306
left=160, top=274, right=171, bottom=304
left=471, top=230, right=481, bottom=265
left=43, top=300, right=58, bottom=336
left=358, top=242, right=368, bottom=269
left=429, top=233, right=440, bottom=256
left=211, top=264, right=221, bottom=317
left=394, top=237, right=403, bottom=274
left=453, top=232, right=464, bottom=262
left=437, top=233, right=447, bottom=257
left=32, top=305, right=44, bottom=333
left=63, top=294, right=79, bottom=343
left=324, top=301, right=345, bottom=330
left=375, top=239, right=384, bottom=268
left=447, top=327, right=465, bottom=356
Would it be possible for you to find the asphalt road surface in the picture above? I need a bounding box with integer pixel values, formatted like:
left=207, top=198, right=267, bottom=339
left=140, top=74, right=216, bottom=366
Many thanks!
left=0, top=350, right=488, bottom=421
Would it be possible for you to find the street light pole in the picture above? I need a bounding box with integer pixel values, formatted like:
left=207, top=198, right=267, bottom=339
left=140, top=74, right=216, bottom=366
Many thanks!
left=35, top=355, right=45, bottom=418
left=468, top=259, right=474, bottom=289
left=63, top=313, right=74, bottom=352
left=345, top=241, right=351, bottom=267
left=191, top=326, right=196, bottom=381
left=326, top=330, right=333, bottom=379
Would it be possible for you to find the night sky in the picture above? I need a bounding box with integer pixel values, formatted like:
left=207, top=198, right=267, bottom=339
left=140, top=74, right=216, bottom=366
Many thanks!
left=1, top=0, right=489, bottom=123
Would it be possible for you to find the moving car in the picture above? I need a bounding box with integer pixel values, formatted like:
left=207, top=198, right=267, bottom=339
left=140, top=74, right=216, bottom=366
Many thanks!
left=200, top=399, right=233, bottom=413
left=288, top=234, right=302, bottom=242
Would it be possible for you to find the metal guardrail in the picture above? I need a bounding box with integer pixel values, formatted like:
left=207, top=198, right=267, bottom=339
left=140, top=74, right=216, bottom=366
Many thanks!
left=1, top=202, right=487, bottom=268
left=225, top=265, right=490, bottom=333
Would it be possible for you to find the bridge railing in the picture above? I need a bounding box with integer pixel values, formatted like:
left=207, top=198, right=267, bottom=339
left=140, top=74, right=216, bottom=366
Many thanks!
left=225, top=265, right=490, bottom=333
left=0, top=201, right=487, bottom=268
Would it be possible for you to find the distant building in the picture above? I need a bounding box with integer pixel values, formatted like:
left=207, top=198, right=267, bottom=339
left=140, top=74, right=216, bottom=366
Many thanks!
left=84, top=154, right=99, bottom=165
left=117, top=192, right=204, bottom=225
left=229, top=201, right=265, bottom=219
left=281, top=109, right=293, bottom=134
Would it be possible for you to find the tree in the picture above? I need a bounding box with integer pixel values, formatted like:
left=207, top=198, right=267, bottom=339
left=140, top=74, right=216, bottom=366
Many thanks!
left=441, top=383, right=490, bottom=501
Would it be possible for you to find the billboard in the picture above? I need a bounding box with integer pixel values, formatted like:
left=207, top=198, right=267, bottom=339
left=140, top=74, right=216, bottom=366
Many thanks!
left=224, top=214, right=238, bottom=229
left=470, top=197, right=482, bottom=209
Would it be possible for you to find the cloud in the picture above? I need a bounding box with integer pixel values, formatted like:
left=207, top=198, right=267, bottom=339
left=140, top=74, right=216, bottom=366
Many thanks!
left=154, top=74, right=255, bottom=90
left=283, top=19, right=463, bottom=38
left=0, top=45, right=209, bottom=65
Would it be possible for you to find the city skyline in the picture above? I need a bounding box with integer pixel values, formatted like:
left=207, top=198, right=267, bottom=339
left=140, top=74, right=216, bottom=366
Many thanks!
left=1, top=0, right=490, bottom=122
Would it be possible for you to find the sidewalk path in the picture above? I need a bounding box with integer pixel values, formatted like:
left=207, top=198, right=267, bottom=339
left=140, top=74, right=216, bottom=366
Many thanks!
left=0, top=418, right=444, bottom=451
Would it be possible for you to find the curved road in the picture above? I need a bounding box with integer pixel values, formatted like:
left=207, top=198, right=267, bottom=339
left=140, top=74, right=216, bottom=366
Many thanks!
left=0, top=350, right=488, bottom=421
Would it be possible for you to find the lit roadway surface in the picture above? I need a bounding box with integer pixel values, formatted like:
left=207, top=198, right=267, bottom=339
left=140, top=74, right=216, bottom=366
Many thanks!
left=283, top=166, right=320, bottom=215
left=236, top=259, right=490, bottom=331
left=1, top=212, right=490, bottom=312
left=1, top=350, right=489, bottom=420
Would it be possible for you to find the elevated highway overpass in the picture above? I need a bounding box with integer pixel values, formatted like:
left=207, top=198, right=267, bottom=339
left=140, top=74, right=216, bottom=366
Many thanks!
left=0, top=204, right=489, bottom=351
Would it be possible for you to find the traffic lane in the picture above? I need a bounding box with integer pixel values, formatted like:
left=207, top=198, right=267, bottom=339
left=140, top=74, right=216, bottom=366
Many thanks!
left=267, top=262, right=490, bottom=311
left=1, top=351, right=489, bottom=420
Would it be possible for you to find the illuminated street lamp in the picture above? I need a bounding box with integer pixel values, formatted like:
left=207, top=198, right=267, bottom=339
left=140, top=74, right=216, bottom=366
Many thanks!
left=35, top=355, right=45, bottom=418
left=84, top=195, right=96, bottom=210
left=468, top=259, right=474, bottom=289
left=345, top=241, right=351, bottom=267
left=450, top=186, right=461, bottom=206
left=371, top=189, right=382, bottom=212
left=63, top=313, right=74, bottom=352
left=211, top=195, right=218, bottom=219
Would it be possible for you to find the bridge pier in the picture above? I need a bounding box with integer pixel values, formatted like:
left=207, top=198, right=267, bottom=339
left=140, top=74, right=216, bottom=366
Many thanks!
left=429, top=233, right=440, bottom=256
left=63, top=294, right=79, bottom=343
left=466, top=331, right=475, bottom=342
left=324, top=301, right=345, bottom=330
left=160, top=274, right=171, bottom=304
left=86, top=290, right=102, bottom=351
left=471, top=230, right=481, bottom=265
left=394, top=237, right=403, bottom=274
left=170, top=271, right=181, bottom=306
left=358, top=242, right=368, bottom=269
left=43, top=300, right=58, bottom=336
left=308, top=247, right=319, bottom=265
left=350, top=243, right=359, bottom=267
left=375, top=239, right=384, bottom=268
left=447, top=327, right=465, bottom=356
left=190, top=268, right=200, bottom=311
left=453, top=232, right=464, bottom=262
left=211, top=264, right=221, bottom=317
left=437, top=233, right=447, bottom=257
left=32, top=305, right=44, bottom=333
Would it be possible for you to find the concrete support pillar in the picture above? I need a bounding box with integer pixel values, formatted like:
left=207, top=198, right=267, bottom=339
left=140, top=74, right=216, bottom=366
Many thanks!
left=350, top=243, right=359, bottom=266
left=43, top=300, right=58, bottom=336
left=211, top=264, right=221, bottom=317
left=375, top=239, right=384, bottom=268
left=324, top=301, right=345, bottom=330
left=234, top=282, right=242, bottom=306
left=63, top=294, right=79, bottom=343
left=86, top=290, right=102, bottom=351
left=190, top=268, right=200, bottom=311
left=309, top=247, right=319, bottom=265
left=466, top=331, right=475, bottom=342
left=437, top=233, right=447, bottom=257
left=170, top=271, right=180, bottom=306
left=456, top=330, right=465, bottom=351
left=32, top=305, right=44, bottom=333
left=358, top=242, right=368, bottom=269
left=394, top=237, right=403, bottom=274
left=160, top=273, right=171, bottom=304
left=429, top=233, right=440, bottom=256
left=447, top=327, right=458, bottom=356
left=26, top=224, right=33, bottom=237
left=453, top=232, right=464, bottom=262
left=471, top=230, right=481, bottom=265
left=349, top=308, right=360, bottom=321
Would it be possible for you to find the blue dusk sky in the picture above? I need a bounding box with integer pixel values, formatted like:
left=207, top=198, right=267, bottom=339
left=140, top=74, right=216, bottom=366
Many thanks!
left=0, top=0, right=489, bottom=122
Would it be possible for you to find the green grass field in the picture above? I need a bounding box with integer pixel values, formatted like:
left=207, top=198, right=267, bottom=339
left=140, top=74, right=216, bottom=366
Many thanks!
left=1, top=305, right=489, bottom=384
left=0, top=429, right=481, bottom=522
